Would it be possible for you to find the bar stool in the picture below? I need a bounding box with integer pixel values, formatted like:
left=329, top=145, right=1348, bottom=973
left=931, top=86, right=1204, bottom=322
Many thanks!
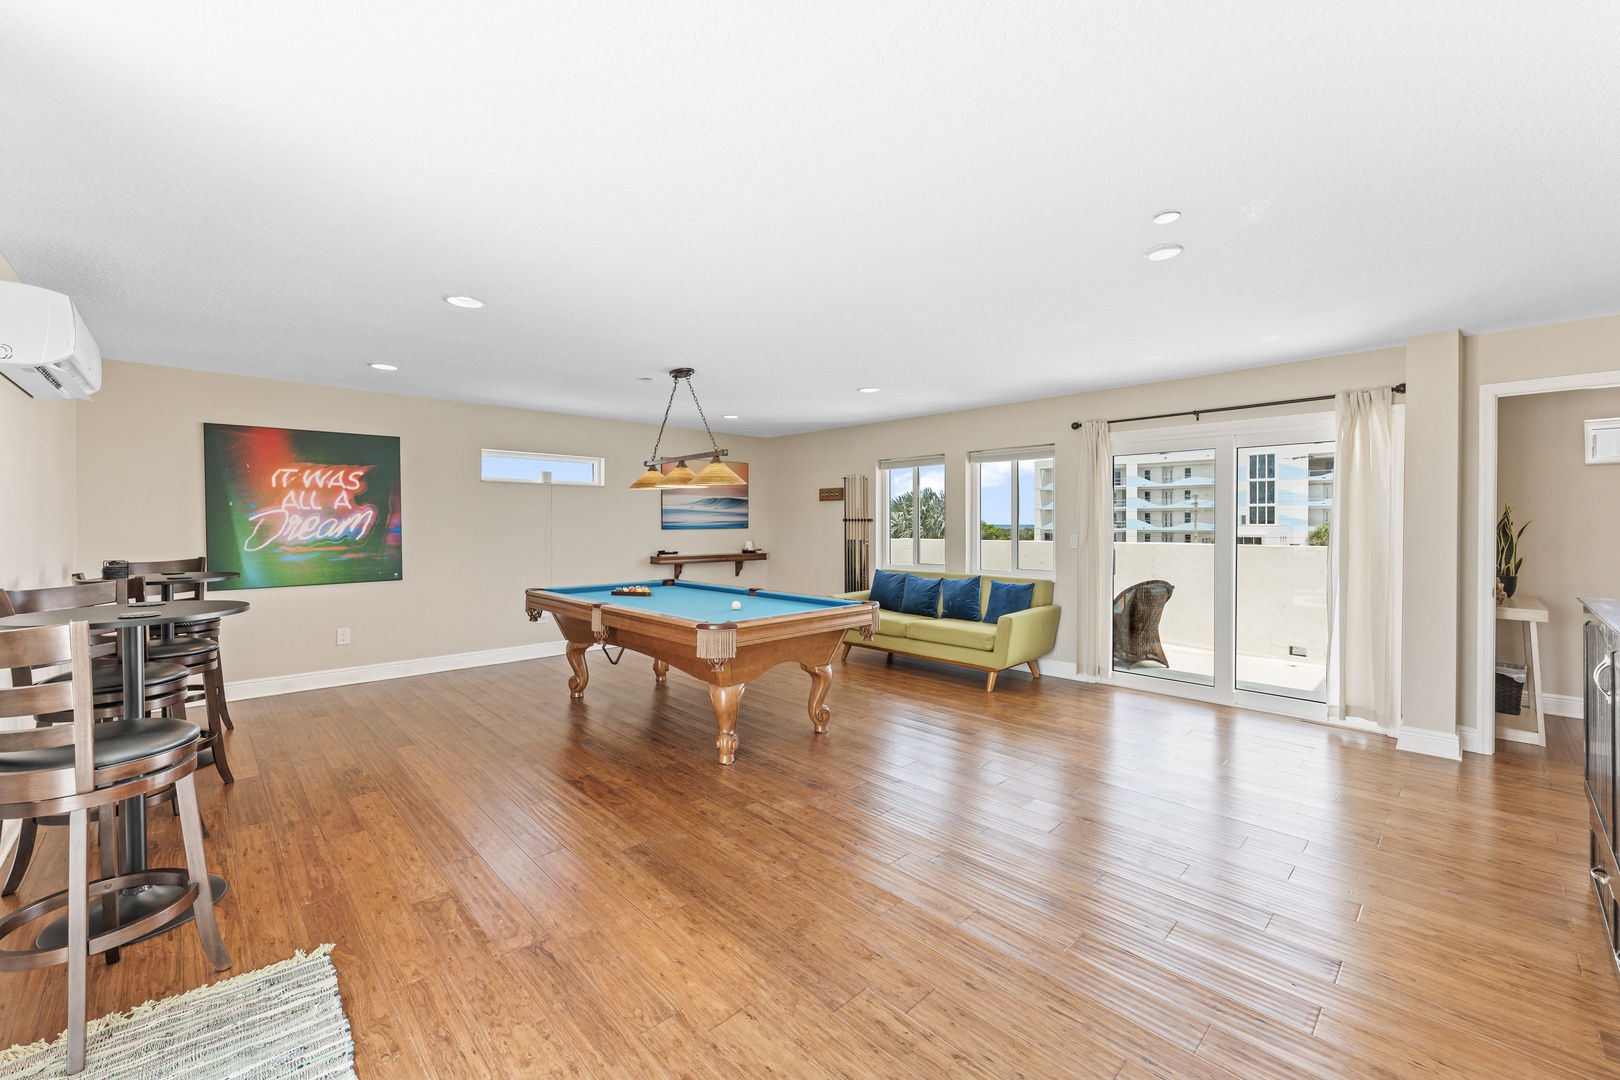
left=0, top=584, right=192, bottom=898
left=78, top=559, right=234, bottom=731
left=0, top=619, right=230, bottom=1074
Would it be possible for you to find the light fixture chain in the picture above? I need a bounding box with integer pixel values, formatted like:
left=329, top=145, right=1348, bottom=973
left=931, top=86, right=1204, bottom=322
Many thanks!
left=648, top=378, right=681, bottom=464
left=684, top=376, right=721, bottom=455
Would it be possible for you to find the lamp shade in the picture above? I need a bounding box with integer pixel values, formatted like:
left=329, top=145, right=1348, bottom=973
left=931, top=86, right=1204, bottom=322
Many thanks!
left=691, top=458, right=745, bottom=486
left=629, top=467, right=666, bottom=490
left=658, top=462, right=697, bottom=487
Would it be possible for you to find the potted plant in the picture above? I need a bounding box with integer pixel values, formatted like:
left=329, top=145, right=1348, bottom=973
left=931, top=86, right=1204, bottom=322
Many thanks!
left=1496, top=504, right=1529, bottom=599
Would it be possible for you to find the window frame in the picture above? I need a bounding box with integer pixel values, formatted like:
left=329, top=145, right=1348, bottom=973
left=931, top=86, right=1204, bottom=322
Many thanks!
left=480, top=449, right=604, bottom=486
left=878, top=455, right=947, bottom=569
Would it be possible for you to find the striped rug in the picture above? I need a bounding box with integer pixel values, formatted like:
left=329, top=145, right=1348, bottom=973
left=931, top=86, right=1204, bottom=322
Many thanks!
left=0, top=944, right=355, bottom=1078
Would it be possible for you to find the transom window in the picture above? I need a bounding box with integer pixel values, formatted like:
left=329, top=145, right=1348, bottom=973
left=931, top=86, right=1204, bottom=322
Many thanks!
left=481, top=449, right=603, bottom=486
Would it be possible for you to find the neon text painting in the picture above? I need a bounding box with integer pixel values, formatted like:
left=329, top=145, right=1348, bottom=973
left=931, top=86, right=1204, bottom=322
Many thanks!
left=203, top=424, right=404, bottom=590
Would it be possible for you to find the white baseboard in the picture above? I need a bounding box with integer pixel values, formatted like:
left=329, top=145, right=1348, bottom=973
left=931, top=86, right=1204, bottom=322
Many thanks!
left=225, top=641, right=568, bottom=702
left=1037, top=660, right=1093, bottom=682
left=1396, top=725, right=1463, bottom=761
left=1543, top=692, right=1580, bottom=719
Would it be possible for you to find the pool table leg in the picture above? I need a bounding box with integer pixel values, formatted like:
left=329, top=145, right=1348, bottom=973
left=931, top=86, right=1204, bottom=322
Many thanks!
left=707, top=683, right=743, bottom=765
left=565, top=641, right=591, bottom=698
left=653, top=659, right=669, bottom=683
left=800, top=663, right=833, bottom=733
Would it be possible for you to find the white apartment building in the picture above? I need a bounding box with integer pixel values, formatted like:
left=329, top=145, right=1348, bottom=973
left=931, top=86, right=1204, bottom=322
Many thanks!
left=1113, top=445, right=1334, bottom=546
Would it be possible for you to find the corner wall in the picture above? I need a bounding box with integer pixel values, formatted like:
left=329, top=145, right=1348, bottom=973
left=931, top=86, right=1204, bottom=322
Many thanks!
left=0, top=380, right=76, bottom=589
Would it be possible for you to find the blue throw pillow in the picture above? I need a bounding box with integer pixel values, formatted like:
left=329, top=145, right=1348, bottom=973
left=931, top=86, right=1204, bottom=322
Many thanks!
left=983, top=580, right=1035, bottom=624
left=899, top=574, right=943, bottom=618
left=870, top=569, right=907, bottom=612
left=940, top=576, right=981, bottom=621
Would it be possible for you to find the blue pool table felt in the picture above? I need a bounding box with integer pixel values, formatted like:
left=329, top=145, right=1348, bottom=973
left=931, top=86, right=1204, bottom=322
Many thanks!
left=545, top=581, right=861, bottom=624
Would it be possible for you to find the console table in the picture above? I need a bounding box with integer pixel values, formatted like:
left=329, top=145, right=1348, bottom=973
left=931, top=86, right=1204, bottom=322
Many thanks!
left=650, top=552, right=766, bottom=579
left=1497, top=594, right=1548, bottom=745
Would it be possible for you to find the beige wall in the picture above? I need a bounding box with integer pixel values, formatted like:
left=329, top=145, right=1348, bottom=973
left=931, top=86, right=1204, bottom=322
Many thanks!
left=71, top=361, right=772, bottom=682
left=763, top=347, right=1407, bottom=672
left=0, top=254, right=79, bottom=591
left=1400, top=331, right=1463, bottom=736
left=20, top=309, right=1620, bottom=749
left=0, top=379, right=77, bottom=589
left=1496, top=385, right=1620, bottom=726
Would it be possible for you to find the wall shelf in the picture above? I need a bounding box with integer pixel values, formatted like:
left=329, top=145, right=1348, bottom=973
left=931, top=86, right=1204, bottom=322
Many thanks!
left=650, top=551, right=766, bottom=579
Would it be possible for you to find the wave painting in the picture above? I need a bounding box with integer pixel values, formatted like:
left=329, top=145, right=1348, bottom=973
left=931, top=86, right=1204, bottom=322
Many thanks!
left=662, top=462, right=748, bottom=530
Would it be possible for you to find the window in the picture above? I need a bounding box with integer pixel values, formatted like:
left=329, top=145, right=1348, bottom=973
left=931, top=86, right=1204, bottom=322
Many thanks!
left=1246, top=453, right=1277, bottom=526
left=1184, top=511, right=1192, bottom=524
left=1185, top=467, right=1193, bottom=479
left=481, top=449, right=603, bottom=485
left=971, top=446, right=1054, bottom=572
left=880, top=456, right=945, bottom=568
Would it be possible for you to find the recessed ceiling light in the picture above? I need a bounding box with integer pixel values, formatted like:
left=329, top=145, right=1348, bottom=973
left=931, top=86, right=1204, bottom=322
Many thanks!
left=858, top=387, right=881, bottom=393
left=1144, top=245, right=1183, bottom=261
left=1261, top=334, right=1282, bottom=342
left=722, top=414, right=739, bottom=420
left=1145, top=354, right=1162, bottom=361
left=1152, top=210, right=1181, bottom=225
left=445, top=295, right=484, bottom=308
left=369, top=363, right=398, bottom=371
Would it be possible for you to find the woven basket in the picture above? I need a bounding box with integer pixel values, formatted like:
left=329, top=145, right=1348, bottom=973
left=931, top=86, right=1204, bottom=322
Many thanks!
left=1495, top=667, right=1525, bottom=715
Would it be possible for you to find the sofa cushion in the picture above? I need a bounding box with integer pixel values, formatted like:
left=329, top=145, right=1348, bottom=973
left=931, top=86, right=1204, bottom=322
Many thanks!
left=875, top=610, right=920, bottom=637
left=905, top=618, right=996, bottom=652
left=870, top=569, right=907, bottom=612
left=898, top=574, right=942, bottom=617
left=940, top=576, right=981, bottom=621
left=984, top=580, right=1035, bottom=623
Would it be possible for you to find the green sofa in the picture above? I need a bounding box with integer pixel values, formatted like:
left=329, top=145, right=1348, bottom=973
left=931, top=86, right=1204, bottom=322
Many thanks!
left=833, top=571, right=1059, bottom=690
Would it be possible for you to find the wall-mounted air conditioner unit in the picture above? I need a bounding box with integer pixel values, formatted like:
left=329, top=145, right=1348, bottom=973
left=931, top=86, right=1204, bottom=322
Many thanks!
left=0, top=280, right=102, bottom=400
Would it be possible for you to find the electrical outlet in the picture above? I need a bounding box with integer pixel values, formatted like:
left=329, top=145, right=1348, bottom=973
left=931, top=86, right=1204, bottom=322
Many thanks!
left=1070, top=534, right=1079, bottom=548
left=336, top=628, right=351, bottom=645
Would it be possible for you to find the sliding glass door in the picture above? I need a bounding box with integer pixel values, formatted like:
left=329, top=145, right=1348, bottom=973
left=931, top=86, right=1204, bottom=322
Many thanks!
left=1111, top=415, right=1336, bottom=719
left=1234, top=439, right=1335, bottom=702
left=1111, top=448, right=1217, bottom=686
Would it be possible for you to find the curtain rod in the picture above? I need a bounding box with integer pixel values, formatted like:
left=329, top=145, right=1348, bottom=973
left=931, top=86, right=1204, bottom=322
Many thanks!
left=1070, top=383, right=1406, bottom=429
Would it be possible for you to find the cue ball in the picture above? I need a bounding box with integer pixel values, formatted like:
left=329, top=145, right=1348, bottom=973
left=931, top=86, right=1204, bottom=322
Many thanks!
left=731, top=600, right=742, bottom=609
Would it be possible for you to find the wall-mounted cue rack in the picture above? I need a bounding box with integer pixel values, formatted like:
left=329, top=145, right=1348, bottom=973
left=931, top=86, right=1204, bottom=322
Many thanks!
left=841, top=474, right=871, bottom=592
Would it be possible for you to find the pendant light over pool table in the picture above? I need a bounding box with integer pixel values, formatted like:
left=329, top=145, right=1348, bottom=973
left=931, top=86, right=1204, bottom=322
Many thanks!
left=629, top=368, right=745, bottom=489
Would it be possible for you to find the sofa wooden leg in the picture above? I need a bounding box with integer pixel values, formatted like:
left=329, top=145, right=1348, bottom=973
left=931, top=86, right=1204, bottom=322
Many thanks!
left=1027, top=660, right=1040, bottom=679
left=985, top=670, right=998, bottom=692
left=838, top=642, right=852, bottom=661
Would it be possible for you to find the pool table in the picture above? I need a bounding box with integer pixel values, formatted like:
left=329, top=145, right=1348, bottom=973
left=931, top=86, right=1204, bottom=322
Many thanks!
left=525, top=580, right=879, bottom=764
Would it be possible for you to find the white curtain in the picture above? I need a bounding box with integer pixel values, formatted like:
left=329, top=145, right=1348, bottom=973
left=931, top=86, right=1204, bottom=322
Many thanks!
left=1076, top=420, right=1114, bottom=678
left=1326, top=388, right=1398, bottom=730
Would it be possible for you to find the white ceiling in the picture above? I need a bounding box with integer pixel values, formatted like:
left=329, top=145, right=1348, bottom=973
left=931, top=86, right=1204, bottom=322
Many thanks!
left=4, top=2, right=1619, bottom=436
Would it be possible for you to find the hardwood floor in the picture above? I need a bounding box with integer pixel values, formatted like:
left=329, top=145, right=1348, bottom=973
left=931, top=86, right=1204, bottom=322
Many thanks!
left=3, top=651, right=1619, bottom=1078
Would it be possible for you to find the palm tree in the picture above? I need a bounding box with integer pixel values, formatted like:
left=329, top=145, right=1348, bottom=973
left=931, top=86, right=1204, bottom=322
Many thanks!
left=889, top=492, right=913, bottom=538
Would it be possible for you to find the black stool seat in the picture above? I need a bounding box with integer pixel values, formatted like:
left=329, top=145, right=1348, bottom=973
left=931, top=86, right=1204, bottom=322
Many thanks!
left=146, top=638, right=217, bottom=661
left=42, top=662, right=189, bottom=693
left=0, top=717, right=200, bottom=773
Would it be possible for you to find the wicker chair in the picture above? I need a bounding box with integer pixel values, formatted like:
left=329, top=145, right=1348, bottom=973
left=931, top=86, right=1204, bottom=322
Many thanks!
left=1112, top=580, right=1175, bottom=668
